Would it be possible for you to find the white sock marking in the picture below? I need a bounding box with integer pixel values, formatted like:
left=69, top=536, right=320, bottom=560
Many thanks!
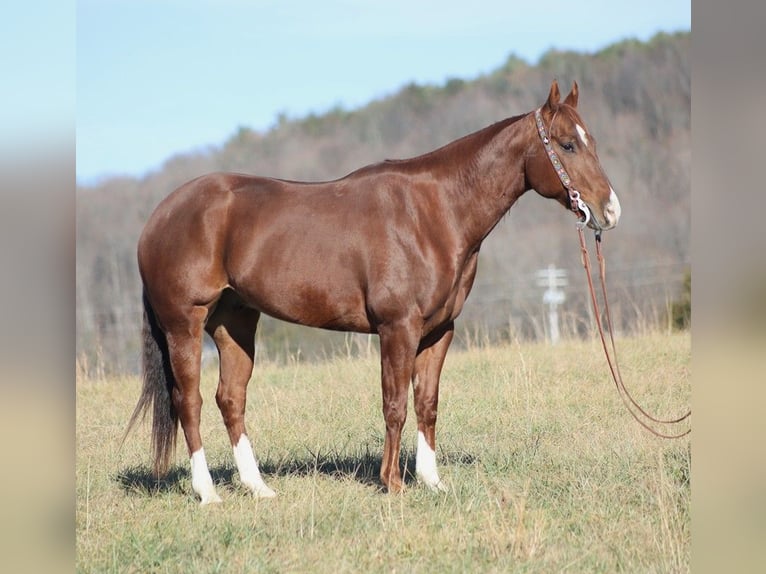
left=190, top=448, right=222, bottom=505
left=576, top=123, right=589, bottom=147
left=416, top=431, right=447, bottom=492
left=233, top=434, right=276, bottom=498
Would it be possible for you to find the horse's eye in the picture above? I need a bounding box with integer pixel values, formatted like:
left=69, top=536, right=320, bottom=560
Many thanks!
left=561, top=141, right=575, bottom=153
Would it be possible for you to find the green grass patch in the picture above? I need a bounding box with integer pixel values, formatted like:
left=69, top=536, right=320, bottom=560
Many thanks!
left=77, top=332, right=690, bottom=572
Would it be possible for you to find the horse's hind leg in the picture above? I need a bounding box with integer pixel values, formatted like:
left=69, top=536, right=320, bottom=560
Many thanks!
left=412, top=323, right=454, bottom=492
left=164, top=305, right=222, bottom=504
left=378, top=318, right=421, bottom=493
left=206, top=291, right=275, bottom=498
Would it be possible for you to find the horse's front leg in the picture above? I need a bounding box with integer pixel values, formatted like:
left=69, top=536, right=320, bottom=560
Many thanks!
left=378, top=319, right=421, bottom=493
left=412, top=322, right=454, bottom=492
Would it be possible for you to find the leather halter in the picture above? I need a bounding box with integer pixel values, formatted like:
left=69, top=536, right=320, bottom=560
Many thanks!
left=534, top=108, right=691, bottom=438
left=534, top=108, right=591, bottom=228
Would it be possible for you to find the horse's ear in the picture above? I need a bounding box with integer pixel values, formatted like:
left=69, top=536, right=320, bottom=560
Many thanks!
left=544, top=80, right=561, bottom=110
left=563, top=81, right=579, bottom=108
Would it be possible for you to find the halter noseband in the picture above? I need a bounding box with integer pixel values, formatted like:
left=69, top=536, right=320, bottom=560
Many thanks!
left=534, top=108, right=591, bottom=228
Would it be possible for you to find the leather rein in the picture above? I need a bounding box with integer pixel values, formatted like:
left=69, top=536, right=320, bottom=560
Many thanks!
left=534, top=108, right=691, bottom=439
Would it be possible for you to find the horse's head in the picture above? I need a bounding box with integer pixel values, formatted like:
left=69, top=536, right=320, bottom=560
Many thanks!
left=526, top=80, right=621, bottom=231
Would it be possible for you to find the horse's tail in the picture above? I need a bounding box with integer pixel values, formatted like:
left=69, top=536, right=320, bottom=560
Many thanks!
left=124, top=290, right=178, bottom=477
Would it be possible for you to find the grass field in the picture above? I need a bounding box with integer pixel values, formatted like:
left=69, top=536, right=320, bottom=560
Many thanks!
left=76, top=331, right=690, bottom=573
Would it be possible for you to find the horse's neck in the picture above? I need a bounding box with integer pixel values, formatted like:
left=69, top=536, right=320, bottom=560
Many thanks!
left=441, top=113, right=532, bottom=248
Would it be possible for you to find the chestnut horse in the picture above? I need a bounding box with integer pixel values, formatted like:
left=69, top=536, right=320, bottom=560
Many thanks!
left=128, top=81, right=621, bottom=504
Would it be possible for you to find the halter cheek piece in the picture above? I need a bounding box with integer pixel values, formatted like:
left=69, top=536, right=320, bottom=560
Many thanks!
left=534, top=108, right=591, bottom=229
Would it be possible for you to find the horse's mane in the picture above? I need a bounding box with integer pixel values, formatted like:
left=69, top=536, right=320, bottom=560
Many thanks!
left=347, top=113, right=528, bottom=178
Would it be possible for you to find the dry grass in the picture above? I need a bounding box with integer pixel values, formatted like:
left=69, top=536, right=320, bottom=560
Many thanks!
left=76, top=331, right=690, bottom=573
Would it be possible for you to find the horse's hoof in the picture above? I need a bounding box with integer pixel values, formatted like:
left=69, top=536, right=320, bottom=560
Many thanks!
left=199, top=492, right=223, bottom=505
left=385, top=482, right=405, bottom=494
left=251, top=485, right=276, bottom=499
left=241, top=478, right=276, bottom=498
left=429, top=480, right=449, bottom=493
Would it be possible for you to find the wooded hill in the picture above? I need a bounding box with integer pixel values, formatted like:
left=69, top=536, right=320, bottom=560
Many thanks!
left=76, top=31, right=690, bottom=375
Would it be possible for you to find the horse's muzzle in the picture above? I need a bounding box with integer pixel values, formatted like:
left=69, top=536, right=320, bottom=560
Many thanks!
left=594, top=188, right=621, bottom=230
left=604, top=189, right=621, bottom=227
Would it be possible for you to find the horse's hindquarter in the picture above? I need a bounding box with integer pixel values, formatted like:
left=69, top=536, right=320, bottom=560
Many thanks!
left=138, top=174, right=235, bottom=312
left=223, top=171, right=474, bottom=335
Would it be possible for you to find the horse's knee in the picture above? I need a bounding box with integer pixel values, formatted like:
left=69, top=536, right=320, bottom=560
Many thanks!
left=415, top=396, right=438, bottom=425
left=383, top=401, right=407, bottom=429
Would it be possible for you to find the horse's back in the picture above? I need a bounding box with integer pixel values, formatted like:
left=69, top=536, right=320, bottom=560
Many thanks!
left=138, top=168, right=468, bottom=334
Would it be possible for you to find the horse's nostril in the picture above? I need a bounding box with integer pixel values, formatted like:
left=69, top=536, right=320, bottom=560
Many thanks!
left=604, top=206, right=617, bottom=227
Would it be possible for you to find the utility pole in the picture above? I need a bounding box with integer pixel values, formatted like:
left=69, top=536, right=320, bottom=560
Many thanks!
left=536, top=264, right=568, bottom=344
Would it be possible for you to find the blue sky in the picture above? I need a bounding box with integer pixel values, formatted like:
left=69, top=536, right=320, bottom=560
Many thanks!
left=76, top=1, right=690, bottom=184
left=1, top=1, right=74, bottom=160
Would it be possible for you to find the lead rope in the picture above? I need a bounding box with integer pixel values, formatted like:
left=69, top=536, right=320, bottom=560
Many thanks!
left=534, top=107, right=689, bottom=438
left=578, top=227, right=691, bottom=438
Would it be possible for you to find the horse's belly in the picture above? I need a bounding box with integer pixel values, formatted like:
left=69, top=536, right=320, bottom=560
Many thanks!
left=234, top=278, right=373, bottom=333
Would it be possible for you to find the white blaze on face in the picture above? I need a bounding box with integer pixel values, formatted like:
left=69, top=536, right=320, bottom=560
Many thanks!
left=576, top=123, right=589, bottom=147
left=233, top=434, right=276, bottom=498
left=190, top=448, right=222, bottom=505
